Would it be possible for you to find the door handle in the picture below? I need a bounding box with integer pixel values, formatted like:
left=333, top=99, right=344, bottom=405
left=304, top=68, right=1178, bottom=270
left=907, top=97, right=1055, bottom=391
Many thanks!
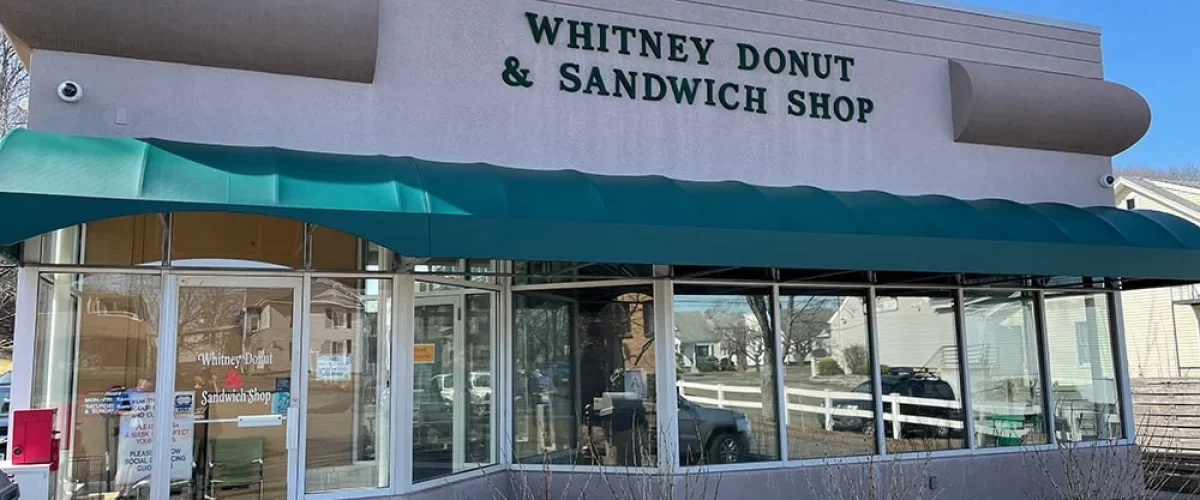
left=286, top=407, right=299, bottom=451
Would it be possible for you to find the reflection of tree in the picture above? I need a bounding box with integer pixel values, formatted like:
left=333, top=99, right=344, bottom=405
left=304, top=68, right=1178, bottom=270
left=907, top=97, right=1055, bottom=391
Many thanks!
left=0, top=262, right=14, bottom=351
left=174, top=288, right=253, bottom=357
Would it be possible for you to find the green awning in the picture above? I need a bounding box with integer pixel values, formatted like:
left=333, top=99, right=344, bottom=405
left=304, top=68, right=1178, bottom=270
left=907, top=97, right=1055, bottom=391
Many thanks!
left=2, top=128, right=1200, bottom=281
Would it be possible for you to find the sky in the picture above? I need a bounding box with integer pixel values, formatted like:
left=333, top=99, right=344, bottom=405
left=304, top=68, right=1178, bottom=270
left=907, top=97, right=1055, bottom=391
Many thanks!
left=960, top=0, right=1198, bottom=169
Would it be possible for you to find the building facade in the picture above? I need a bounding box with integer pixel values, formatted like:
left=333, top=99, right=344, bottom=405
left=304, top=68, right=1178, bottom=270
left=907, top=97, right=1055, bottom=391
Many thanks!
left=1114, top=177, right=1200, bottom=379
left=0, top=1, right=1192, bottom=499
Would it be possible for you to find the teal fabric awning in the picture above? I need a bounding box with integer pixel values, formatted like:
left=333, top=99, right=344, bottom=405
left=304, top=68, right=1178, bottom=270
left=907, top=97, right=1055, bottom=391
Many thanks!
left=2, top=128, right=1200, bottom=281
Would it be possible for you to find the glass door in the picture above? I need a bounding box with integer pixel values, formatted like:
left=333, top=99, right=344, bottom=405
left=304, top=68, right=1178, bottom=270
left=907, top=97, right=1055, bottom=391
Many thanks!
left=170, top=276, right=303, bottom=500
left=412, top=295, right=462, bottom=481
left=411, top=285, right=498, bottom=483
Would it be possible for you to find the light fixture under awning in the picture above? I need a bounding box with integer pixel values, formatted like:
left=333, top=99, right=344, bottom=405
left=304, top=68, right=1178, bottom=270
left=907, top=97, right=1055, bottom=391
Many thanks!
left=1, top=129, right=1199, bottom=283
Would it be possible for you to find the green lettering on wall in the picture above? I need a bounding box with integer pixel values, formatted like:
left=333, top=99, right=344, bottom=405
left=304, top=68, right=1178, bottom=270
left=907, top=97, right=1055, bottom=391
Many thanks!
left=525, top=12, right=563, bottom=45
left=643, top=72, right=667, bottom=101
left=812, top=53, right=833, bottom=79
left=559, top=62, right=582, bottom=92
left=567, top=20, right=595, bottom=50
left=809, top=92, right=832, bottom=119
left=857, top=97, right=875, bottom=123
left=583, top=66, right=611, bottom=95
left=787, top=90, right=807, bottom=116
left=833, top=96, right=855, bottom=122
left=667, top=34, right=689, bottom=63
left=613, top=69, right=638, bottom=99
left=737, top=43, right=759, bottom=71
left=667, top=76, right=701, bottom=104
left=744, top=86, right=768, bottom=114
left=718, top=83, right=740, bottom=110
left=517, top=12, right=876, bottom=124
left=640, top=29, right=663, bottom=59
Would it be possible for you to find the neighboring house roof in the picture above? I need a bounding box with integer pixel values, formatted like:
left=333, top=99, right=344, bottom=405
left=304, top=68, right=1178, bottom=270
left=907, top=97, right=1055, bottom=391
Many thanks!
left=1116, top=177, right=1200, bottom=223
left=674, top=311, right=746, bottom=344
left=674, top=312, right=719, bottom=344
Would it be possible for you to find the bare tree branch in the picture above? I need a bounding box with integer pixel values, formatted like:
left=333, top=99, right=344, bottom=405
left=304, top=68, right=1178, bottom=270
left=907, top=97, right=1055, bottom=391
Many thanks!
left=0, top=30, right=29, bottom=137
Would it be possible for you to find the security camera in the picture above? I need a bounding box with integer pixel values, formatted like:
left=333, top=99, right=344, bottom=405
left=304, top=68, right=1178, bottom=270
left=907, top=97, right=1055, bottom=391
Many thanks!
left=1098, top=174, right=1117, bottom=188
left=57, top=81, right=82, bottom=103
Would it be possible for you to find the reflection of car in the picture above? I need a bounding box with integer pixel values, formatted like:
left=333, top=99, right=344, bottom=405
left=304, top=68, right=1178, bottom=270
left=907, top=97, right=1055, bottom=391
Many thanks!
left=677, top=395, right=753, bottom=465
left=832, top=369, right=960, bottom=438
left=430, top=372, right=491, bottom=419
left=432, top=372, right=492, bottom=405
left=413, top=391, right=453, bottom=445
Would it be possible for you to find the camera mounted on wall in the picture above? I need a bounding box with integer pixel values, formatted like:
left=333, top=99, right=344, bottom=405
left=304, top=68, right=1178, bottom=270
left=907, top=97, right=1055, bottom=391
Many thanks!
left=57, top=81, right=83, bottom=103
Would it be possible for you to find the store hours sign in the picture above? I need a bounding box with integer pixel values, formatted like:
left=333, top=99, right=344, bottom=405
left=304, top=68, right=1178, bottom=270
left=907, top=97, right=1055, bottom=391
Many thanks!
left=502, top=12, right=876, bottom=123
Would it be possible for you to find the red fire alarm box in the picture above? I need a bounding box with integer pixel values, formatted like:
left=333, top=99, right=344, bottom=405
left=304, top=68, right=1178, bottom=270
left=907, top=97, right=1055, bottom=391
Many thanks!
left=11, top=408, right=60, bottom=470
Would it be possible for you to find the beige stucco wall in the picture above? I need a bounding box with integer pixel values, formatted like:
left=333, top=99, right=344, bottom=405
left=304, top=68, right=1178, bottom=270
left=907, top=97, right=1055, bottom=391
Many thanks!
left=24, top=0, right=1120, bottom=206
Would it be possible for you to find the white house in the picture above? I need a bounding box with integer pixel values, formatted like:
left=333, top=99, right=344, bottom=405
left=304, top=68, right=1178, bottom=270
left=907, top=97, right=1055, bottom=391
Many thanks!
left=1114, top=177, right=1200, bottom=378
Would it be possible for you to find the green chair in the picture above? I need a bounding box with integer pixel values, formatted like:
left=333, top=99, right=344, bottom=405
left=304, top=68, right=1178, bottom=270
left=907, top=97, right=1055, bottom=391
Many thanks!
left=206, top=437, right=266, bottom=500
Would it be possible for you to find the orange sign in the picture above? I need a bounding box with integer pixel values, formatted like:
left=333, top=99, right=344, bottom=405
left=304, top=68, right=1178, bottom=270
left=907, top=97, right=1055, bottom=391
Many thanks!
left=413, top=344, right=436, bottom=364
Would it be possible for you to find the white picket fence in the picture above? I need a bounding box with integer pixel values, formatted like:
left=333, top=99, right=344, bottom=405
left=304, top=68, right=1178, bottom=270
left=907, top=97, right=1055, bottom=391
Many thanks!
left=677, top=380, right=1042, bottom=440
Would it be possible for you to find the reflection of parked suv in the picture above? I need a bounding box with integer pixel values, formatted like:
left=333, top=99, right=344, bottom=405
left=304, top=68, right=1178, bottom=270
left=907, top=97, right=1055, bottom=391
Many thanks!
left=677, top=396, right=753, bottom=465
left=432, top=372, right=492, bottom=407
left=832, top=368, right=960, bottom=438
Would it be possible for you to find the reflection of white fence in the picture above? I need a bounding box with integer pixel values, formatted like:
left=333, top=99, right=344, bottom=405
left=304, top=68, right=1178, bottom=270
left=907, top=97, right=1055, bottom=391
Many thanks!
left=676, top=380, right=1050, bottom=440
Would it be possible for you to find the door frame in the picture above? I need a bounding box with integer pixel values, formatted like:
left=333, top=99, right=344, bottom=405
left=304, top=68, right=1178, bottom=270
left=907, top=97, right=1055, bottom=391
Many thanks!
left=413, top=289, right=499, bottom=472
left=414, top=293, right=467, bottom=472
left=152, top=274, right=307, bottom=500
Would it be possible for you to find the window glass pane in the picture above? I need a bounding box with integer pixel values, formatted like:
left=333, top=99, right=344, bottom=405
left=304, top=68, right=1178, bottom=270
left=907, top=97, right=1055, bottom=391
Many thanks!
left=674, top=286, right=779, bottom=465
left=783, top=291, right=876, bottom=459
left=311, top=226, right=395, bottom=272
left=513, top=285, right=656, bottom=466
left=305, top=278, right=392, bottom=492
left=413, top=283, right=496, bottom=481
left=411, top=259, right=494, bottom=283
left=83, top=215, right=165, bottom=266
left=171, top=213, right=303, bottom=268
left=875, top=290, right=965, bottom=452
left=1044, top=292, right=1121, bottom=441
left=174, top=284, right=293, bottom=499
left=963, top=291, right=1048, bottom=447
left=32, top=273, right=161, bottom=499
left=512, top=261, right=653, bottom=285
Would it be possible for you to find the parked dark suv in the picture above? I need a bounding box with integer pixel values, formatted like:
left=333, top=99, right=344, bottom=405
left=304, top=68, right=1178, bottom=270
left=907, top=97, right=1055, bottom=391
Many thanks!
left=677, top=395, right=754, bottom=465
left=832, top=368, right=961, bottom=439
left=582, top=393, right=754, bottom=466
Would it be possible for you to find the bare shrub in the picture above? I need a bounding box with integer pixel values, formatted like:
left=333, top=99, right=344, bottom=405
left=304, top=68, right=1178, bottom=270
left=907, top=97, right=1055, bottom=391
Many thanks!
left=1022, top=417, right=1195, bottom=500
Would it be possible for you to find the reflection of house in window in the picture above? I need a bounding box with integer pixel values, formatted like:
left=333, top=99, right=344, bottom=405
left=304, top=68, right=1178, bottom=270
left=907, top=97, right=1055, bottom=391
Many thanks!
left=321, top=339, right=353, bottom=355
left=325, top=307, right=353, bottom=330
left=85, top=296, right=145, bottom=321
left=244, top=306, right=269, bottom=332
left=1075, top=321, right=1094, bottom=367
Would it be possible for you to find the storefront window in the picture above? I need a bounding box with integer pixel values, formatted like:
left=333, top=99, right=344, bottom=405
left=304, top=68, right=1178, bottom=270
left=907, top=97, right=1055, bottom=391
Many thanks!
left=304, top=277, right=392, bottom=492
left=32, top=273, right=162, bottom=499
left=412, top=282, right=496, bottom=481
left=783, top=290, right=876, bottom=459
left=173, top=281, right=295, bottom=499
left=82, top=215, right=165, bottom=266
left=874, top=290, right=965, bottom=452
left=512, top=285, right=656, bottom=466
left=512, top=261, right=653, bottom=285
left=170, top=213, right=303, bottom=268
left=1044, top=292, right=1121, bottom=441
left=674, top=285, right=779, bottom=465
left=963, top=291, right=1048, bottom=447
left=310, top=226, right=395, bottom=272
